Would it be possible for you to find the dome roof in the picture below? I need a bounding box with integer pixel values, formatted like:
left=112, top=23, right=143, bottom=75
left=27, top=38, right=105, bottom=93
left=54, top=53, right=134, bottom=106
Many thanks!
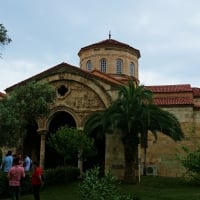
left=78, top=38, right=140, bottom=58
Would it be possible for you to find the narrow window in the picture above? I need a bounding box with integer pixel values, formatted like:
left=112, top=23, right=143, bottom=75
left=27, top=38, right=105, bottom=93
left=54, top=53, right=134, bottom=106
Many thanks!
left=86, top=60, right=92, bottom=71
left=116, top=59, right=123, bottom=74
left=130, top=62, right=134, bottom=76
left=100, top=58, right=107, bottom=73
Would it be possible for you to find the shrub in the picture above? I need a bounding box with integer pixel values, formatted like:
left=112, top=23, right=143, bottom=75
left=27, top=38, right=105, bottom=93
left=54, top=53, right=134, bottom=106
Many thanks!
left=44, top=166, right=80, bottom=186
left=79, top=166, right=139, bottom=200
left=179, top=146, right=200, bottom=183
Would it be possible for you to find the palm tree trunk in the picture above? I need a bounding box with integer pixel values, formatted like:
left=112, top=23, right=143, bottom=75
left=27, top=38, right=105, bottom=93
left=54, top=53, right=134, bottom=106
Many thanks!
left=141, top=132, right=148, bottom=176
left=123, top=143, right=138, bottom=184
left=143, top=147, right=147, bottom=176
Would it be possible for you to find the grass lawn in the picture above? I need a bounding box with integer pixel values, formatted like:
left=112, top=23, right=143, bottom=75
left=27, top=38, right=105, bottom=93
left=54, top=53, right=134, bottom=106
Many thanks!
left=2, top=176, right=200, bottom=200
left=120, top=176, right=200, bottom=200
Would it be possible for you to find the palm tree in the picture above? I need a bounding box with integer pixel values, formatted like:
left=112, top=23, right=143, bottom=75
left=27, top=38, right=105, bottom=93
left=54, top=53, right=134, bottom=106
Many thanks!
left=85, top=81, right=184, bottom=183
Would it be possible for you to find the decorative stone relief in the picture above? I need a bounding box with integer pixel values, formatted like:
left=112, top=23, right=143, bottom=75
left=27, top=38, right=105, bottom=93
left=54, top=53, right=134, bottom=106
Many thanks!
left=53, top=80, right=106, bottom=111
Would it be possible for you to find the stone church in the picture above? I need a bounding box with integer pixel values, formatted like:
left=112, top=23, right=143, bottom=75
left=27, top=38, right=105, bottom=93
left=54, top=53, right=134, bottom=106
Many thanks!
left=1, top=36, right=200, bottom=178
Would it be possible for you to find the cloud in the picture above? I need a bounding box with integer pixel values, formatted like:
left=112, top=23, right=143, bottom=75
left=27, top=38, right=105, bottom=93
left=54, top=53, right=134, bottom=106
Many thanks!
left=0, top=59, right=48, bottom=91
left=1, top=0, right=200, bottom=91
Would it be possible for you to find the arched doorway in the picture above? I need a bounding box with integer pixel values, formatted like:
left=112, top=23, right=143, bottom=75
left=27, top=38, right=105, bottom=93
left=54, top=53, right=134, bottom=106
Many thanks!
left=23, top=121, right=40, bottom=162
left=45, top=111, right=76, bottom=168
left=83, top=128, right=105, bottom=174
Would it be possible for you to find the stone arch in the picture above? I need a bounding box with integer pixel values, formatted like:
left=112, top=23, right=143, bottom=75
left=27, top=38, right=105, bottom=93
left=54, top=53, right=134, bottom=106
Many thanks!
left=44, top=71, right=114, bottom=108
left=37, top=69, right=116, bottom=169
left=45, top=108, right=77, bottom=169
left=46, top=106, right=78, bottom=130
left=46, top=75, right=114, bottom=128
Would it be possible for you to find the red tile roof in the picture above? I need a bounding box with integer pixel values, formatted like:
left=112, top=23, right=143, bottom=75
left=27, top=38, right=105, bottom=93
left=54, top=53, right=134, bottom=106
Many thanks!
left=0, top=92, right=6, bottom=98
left=192, top=87, right=200, bottom=97
left=146, top=84, right=196, bottom=106
left=145, top=84, right=192, bottom=93
left=153, top=97, right=193, bottom=106
left=90, top=69, right=123, bottom=85
left=78, top=38, right=141, bottom=58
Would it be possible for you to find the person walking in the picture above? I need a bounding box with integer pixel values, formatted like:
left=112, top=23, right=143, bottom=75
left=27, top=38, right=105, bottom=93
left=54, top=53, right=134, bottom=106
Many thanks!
left=2, top=150, right=13, bottom=173
left=23, top=154, right=32, bottom=172
left=31, top=161, right=43, bottom=200
left=7, top=157, right=25, bottom=200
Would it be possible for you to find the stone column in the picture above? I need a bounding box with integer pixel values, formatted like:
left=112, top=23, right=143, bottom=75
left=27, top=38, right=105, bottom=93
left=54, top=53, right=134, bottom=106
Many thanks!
left=77, top=127, right=83, bottom=176
left=38, top=129, right=47, bottom=169
left=78, top=150, right=83, bottom=177
left=105, top=131, right=125, bottom=180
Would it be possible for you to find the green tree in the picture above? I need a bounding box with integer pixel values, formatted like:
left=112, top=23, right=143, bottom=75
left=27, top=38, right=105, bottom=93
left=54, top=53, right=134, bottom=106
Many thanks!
left=48, top=126, right=95, bottom=171
left=85, top=81, right=184, bottom=183
left=0, top=24, right=11, bottom=56
left=0, top=81, right=55, bottom=148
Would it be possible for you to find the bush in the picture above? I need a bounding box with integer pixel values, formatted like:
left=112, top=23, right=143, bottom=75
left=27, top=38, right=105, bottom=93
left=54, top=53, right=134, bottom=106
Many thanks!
left=79, top=166, right=139, bottom=200
left=44, top=166, right=80, bottom=186
left=179, top=146, right=200, bottom=183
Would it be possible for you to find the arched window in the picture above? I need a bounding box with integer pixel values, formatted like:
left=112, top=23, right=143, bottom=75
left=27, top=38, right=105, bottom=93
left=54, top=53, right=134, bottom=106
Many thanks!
left=100, top=58, right=107, bottom=73
left=116, top=59, right=123, bottom=74
left=86, top=60, right=92, bottom=71
left=130, top=62, right=134, bottom=76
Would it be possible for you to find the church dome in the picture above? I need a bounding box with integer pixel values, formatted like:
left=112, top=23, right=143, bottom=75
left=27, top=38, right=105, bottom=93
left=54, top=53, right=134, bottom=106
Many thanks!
left=78, top=37, right=140, bottom=82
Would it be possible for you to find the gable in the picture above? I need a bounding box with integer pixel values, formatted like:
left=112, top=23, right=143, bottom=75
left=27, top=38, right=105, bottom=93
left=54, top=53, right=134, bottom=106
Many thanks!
left=5, top=62, right=120, bottom=93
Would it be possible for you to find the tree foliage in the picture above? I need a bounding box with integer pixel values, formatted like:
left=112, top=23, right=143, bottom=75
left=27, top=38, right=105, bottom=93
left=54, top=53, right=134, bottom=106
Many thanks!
left=0, top=24, right=11, bottom=46
left=179, top=146, right=200, bottom=182
left=85, top=81, right=184, bottom=183
left=0, top=81, right=55, bottom=147
left=48, top=126, right=95, bottom=165
left=0, top=24, right=11, bottom=56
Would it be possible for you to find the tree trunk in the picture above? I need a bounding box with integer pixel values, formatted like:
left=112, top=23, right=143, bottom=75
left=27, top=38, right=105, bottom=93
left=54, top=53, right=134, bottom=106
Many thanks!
left=123, top=143, right=138, bottom=184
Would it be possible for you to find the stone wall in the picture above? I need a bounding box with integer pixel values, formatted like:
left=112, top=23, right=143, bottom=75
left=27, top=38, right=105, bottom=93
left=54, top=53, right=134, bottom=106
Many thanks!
left=105, top=106, right=200, bottom=178
left=79, top=46, right=139, bottom=78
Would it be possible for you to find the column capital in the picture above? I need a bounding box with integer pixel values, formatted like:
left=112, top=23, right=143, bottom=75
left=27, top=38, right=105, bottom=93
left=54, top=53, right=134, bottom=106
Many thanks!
left=37, top=129, right=48, bottom=135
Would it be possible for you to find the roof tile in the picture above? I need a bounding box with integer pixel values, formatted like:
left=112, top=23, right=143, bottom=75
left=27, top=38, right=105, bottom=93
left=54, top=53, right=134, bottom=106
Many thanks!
left=153, top=97, right=193, bottom=106
left=78, top=39, right=140, bottom=58
left=0, top=92, right=6, bottom=98
left=192, top=87, right=200, bottom=97
left=146, top=84, right=192, bottom=93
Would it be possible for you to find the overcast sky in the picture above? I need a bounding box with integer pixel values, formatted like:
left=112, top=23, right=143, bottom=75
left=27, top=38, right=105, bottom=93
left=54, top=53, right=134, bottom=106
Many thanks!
left=1, top=0, right=200, bottom=92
